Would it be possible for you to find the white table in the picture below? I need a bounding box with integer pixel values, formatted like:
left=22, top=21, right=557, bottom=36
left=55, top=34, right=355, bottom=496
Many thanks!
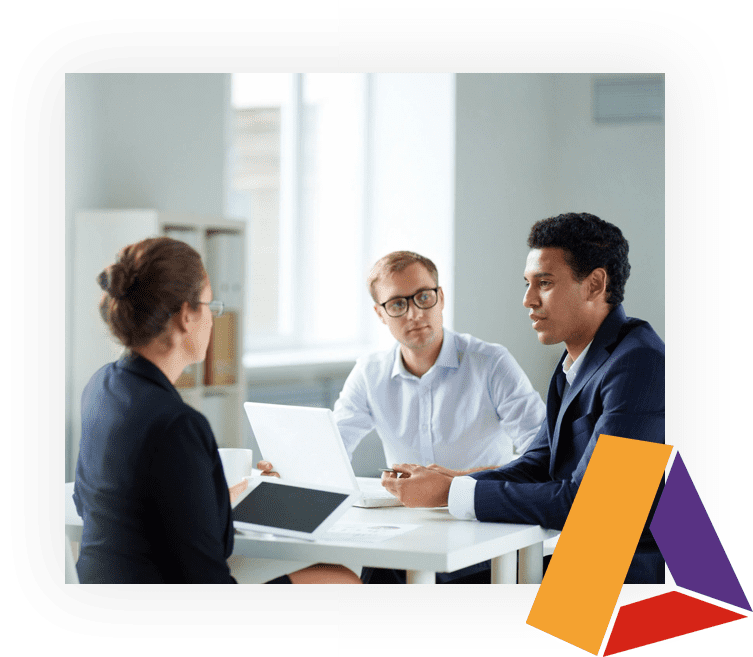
left=65, top=481, right=559, bottom=584
left=232, top=503, right=558, bottom=584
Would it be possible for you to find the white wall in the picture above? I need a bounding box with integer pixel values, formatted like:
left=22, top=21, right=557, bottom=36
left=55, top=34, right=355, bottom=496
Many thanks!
left=65, top=73, right=107, bottom=480
left=366, top=73, right=456, bottom=349
left=454, top=74, right=664, bottom=398
left=551, top=74, right=665, bottom=338
left=95, top=74, right=228, bottom=214
left=65, top=73, right=230, bottom=479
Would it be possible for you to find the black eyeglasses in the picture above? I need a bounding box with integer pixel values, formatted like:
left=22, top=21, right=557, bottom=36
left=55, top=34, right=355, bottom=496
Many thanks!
left=379, top=288, right=439, bottom=318
left=199, top=300, right=224, bottom=317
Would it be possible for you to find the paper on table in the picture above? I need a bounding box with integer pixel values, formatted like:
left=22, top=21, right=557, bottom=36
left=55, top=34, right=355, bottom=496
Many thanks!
left=318, top=523, right=420, bottom=544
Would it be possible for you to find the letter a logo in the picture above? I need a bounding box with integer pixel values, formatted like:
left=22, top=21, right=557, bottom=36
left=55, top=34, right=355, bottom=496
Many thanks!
left=526, top=435, right=749, bottom=655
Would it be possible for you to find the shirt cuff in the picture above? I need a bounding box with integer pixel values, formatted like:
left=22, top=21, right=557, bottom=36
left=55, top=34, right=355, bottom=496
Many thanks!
left=448, top=475, right=477, bottom=520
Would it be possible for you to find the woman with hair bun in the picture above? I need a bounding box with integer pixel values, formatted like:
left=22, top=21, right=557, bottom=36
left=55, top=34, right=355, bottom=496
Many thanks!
left=73, top=237, right=360, bottom=584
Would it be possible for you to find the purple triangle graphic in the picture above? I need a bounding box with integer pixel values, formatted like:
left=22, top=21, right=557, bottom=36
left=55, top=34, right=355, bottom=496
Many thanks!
left=650, top=452, right=750, bottom=611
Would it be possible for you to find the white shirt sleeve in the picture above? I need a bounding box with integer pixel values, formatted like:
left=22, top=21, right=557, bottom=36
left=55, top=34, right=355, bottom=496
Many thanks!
left=448, top=475, right=478, bottom=520
left=490, top=349, right=547, bottom=455
left=333, top=361, right=376, bottom=461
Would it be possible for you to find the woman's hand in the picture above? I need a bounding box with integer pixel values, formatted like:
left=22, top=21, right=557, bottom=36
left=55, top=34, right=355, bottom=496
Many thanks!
left=228, top=478, right=248, bottom=505
left=256, top=460, right=280, bottom=477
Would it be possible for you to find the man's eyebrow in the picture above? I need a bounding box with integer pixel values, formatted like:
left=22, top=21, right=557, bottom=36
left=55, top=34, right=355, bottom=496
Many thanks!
left=524, top=272, right=554, bottom=280
left=384, top=286, right=434, bottom=302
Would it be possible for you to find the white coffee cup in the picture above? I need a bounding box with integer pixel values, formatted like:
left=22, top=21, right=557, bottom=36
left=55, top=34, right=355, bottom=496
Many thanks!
left=218, top=448, right=254, bottom=487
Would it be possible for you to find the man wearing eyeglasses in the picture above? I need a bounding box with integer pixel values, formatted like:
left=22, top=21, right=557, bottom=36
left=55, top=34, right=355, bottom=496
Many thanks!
left=325, top=251, right=545, bottom=583
left=334, top=250, right=545, bottom=479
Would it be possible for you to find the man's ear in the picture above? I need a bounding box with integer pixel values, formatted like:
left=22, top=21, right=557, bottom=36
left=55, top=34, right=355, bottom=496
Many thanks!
left=374, top=304, right=387, bottom=325
left=587, top=268, right=608, bottom=301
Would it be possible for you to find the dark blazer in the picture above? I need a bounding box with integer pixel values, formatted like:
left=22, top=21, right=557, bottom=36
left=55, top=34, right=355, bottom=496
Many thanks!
left=73, top=353, right=236, bottom=583
left=470, top=305, right=665, bottom=583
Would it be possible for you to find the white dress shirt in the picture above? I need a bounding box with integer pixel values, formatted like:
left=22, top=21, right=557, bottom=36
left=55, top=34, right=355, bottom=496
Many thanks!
left=448, top=341, right=593, bottom=520
left=333, top=328, right=546, bottom=470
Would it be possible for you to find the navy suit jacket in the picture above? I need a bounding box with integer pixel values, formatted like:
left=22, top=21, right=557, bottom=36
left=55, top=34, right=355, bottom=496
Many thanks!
left=471, top=305, right=665, bottom=583
left=73, top=353, right=236, bottom=583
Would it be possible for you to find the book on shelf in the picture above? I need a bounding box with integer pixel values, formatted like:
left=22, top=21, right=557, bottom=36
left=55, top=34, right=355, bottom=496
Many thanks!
left=204, top=311, right=238, bottom=386
left=174, top=364, right=197, bottom=388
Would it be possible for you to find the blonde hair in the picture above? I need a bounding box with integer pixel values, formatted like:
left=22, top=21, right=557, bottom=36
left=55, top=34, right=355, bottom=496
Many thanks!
left=367, top=251, right=439, bottom=303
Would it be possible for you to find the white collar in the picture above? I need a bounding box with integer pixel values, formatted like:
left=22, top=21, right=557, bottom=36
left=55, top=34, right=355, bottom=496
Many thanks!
left=562, top=341, right=593, bottom=386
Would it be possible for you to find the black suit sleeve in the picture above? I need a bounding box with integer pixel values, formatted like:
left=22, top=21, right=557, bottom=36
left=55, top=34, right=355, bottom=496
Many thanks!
left=146, top=412, right=236, bottom=583
left=469, top=345, right=664, bottom=531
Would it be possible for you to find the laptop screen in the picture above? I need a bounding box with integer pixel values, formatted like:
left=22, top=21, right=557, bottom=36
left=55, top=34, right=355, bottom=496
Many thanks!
left=232, top=481, right=351, bottom=534
left=243, top=403, right=358, bottom=490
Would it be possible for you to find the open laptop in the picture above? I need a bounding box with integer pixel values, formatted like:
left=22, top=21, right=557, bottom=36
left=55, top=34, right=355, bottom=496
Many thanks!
left=243, top=402, right=402, bottom=507
left=232, top=476, right=357, bottom=541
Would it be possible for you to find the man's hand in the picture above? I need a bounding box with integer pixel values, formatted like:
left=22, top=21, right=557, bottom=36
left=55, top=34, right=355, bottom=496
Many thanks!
left=426, top=463, right=468, bottom=477
left=381, top=463, right=453, bottom=508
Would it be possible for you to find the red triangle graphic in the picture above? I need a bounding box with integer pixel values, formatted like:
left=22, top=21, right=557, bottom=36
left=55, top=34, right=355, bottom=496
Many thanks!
left=603, top=591, right=747, bottom=655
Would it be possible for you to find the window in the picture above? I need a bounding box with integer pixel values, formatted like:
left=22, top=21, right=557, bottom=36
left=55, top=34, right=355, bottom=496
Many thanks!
left=228, top=74, right=369, bottom=358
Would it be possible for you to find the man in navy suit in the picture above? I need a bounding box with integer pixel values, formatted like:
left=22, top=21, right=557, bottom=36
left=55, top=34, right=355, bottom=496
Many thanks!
left=383, top=212, right=665, bottom=584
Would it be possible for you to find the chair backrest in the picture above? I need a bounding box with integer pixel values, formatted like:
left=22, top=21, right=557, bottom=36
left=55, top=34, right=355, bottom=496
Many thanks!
left=65, top=481, right=80, bottom=584
left=65, top=530, right=79, bottom=584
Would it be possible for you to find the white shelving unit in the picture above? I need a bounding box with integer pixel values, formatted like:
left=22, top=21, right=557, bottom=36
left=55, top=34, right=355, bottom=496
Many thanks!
left=71, top=209, right=247, bottom=471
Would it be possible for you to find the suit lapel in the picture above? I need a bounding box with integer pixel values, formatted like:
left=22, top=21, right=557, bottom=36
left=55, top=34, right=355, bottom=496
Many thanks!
left=549, top=305, right=630, bottom=463
left=545, top=352, right=567, bottom=443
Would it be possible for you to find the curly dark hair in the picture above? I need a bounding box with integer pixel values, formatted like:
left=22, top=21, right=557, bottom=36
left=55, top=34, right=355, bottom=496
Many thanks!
left=527, top=212, right=630, bottom=306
